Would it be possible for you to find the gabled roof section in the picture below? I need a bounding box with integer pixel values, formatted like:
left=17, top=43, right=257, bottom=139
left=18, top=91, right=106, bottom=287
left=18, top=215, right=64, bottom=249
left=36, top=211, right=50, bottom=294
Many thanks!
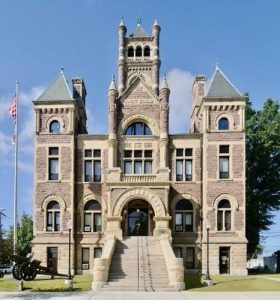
left=36, top=69, right=73, bottom=102
left=119, top=74, right=158, bottom=103
left=130, top=23, right=148, bottom=37
left=205, top=65, right=241, bottom=98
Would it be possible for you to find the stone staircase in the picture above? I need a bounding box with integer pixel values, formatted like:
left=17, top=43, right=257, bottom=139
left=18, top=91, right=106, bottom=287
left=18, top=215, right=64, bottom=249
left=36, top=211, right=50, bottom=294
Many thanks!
left=101, top=236, right=177, bottom=292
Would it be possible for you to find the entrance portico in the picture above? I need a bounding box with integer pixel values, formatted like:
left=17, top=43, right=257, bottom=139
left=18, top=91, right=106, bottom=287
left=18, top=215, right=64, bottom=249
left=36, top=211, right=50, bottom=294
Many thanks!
left=106, top=187, right=171, bottom=238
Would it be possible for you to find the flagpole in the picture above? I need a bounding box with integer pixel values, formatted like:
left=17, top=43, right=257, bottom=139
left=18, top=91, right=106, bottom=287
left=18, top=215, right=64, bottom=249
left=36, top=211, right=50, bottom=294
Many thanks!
left=13, top=81, right=19, bottom=255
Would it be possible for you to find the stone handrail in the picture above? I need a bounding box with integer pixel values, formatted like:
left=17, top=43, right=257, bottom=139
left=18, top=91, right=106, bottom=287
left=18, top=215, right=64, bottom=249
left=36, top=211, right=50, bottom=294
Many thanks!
left=92, top=234, right=116, bottom=290
left=159, top=234, right=185, bottom=290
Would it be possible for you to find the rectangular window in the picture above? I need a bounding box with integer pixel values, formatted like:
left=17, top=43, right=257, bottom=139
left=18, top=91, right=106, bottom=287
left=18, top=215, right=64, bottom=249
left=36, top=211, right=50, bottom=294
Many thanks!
left=175, top=148, right=193, bottom=181
left=94, top=161, right=101, bottom=182
left=82, top=248, right=90, bottom=270
left=94, top=247, right=102, bottom=258
left=134, top=150, right=143, bottom=158
left=124, top=150, right=132, bottom=158
left=144, top=161, right=152, bottom=174
left=124, top=161, right=132, bottom=174
left=185, top=212, right=193, bottom=232
left=49, top=147, right=59, bottom=155
left=186, top=247, right=195, bottom=269
left=176, top=160, right=183, bottom=181
left=54, top=211, right=60, bottom=231
left=94, top=213, right=102, bottom=232
left=225, top=211, right=231, bottom=231
left=84, top=149, right=102, bottom=182
left=217, top=210, right=223, bottom=231
left=175, top=213, right=183, bottom=232
left=144, top=150, right=152, bottom=158
left=47, top=212, right=53, bottom=231
left=219, top=157, right=229, bottom=179
left=84, top=213, right=91, bottom=231
left=220, top=145, right=229, bottom=154
left=134, top=161, right=142, bottom=174
left=49, top=158, right=58, bottom=180
left=84, top=161, right=92, bottom=182
left=185, top=160, right=192, bottom=181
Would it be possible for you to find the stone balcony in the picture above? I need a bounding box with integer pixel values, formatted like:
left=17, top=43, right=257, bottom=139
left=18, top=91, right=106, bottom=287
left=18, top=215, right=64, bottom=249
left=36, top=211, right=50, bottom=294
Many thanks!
left=121, top=174, right=157, bottom=182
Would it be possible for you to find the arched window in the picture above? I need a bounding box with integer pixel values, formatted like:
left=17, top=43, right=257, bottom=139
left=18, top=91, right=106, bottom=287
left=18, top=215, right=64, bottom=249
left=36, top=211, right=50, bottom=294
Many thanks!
left=135, top=46, right=142, bottom=57
left=50, top=120, right=60, bottom=133
left=218, top=117, right=229, bottom=130
left=124, top=122, right=152, bottom=136
left=217, top=199, right=231, bottom=231
left=175, top=199, right=194, bottom=232
left=127, top=46, right=134, bottom=57
left=144, top=46, right=150, bottom=57
left=46, top=201, right=60, bottom=231
left=84, top=200, right=101, bottom=232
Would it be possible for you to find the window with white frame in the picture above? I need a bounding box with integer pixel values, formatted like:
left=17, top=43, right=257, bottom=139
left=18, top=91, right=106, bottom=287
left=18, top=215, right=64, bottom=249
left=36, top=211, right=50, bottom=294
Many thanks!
left=82, top=248, right=89, bottom=270
left=46, top=201, right=60, bottom=231
left=124, top=122, right=152, bottom=136
left=84, top=149, right=101, bottom=182
left=174, top=199, right=194, bottom=232
left=84, top=200, right=101, bottom=232
left=217, top=199, right=231, bottom=231
left=175, top=148, right=193, bottom=181
left=48, top=147, right=59, bottom=180
left=219, top=145, right=229, bottom=179
left=123, top=150, right=153, bottom=174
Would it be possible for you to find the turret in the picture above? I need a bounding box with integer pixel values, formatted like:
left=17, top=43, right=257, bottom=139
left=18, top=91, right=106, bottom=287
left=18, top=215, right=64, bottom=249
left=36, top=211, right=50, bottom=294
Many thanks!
left=118, top=17, right=127, bottom=92
left=152, top=19, right=161, bottom=94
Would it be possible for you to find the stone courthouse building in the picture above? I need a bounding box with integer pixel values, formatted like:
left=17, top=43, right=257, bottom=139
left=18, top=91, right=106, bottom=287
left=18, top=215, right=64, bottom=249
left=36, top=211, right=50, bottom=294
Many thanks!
left=32, top=19, right=247, bottom=289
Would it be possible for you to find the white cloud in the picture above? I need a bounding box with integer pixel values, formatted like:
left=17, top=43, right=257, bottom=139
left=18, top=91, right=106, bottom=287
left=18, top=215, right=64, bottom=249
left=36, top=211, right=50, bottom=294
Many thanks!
left=0, top=86, right=45, bottom=172
left=165, top=68, right=195, bottom=133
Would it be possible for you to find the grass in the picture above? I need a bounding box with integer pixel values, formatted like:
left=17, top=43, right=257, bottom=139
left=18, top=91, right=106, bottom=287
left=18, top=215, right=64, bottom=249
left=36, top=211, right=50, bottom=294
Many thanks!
left=185, top=274, right=280, bottom=291
left=0, top=274, right=92, bottom=292
left=1, top=274, right=280, bottom=292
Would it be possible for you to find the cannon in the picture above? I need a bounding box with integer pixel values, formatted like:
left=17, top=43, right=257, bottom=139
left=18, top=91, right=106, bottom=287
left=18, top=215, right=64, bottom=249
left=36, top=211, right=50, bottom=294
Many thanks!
left=10, top=253, right=69, bottom=281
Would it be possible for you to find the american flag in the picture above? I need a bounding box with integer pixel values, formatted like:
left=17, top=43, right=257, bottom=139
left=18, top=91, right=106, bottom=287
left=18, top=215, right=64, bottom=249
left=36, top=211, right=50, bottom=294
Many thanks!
left=8, top=95, right=17, bottom=122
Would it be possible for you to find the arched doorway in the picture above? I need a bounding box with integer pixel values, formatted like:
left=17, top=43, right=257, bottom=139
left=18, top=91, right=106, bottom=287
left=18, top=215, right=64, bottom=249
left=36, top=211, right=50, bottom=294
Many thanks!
left=122, top=199, right=155, bottom=236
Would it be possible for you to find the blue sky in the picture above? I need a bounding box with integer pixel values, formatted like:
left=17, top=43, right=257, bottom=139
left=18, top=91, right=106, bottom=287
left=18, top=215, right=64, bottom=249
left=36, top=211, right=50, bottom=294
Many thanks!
left=0, top=0, right=280, bottom=256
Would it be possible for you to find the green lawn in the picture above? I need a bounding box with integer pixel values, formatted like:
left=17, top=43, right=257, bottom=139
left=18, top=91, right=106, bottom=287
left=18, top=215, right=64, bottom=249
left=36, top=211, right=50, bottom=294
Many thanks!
left=0, top=274, right=92, bottom=292
left=1, top=274, right=280, bottom=292
left=185, top=274, right=280, bottom=291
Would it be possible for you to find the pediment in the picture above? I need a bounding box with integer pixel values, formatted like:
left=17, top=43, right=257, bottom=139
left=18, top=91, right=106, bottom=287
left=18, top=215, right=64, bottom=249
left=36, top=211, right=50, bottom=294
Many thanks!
left=119, top=76, right=158, bottom=105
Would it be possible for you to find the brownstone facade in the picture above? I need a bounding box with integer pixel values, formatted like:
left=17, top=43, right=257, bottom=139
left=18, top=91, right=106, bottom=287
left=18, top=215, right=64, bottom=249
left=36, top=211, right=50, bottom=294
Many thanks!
left=32, top=20, right=247, bottom=276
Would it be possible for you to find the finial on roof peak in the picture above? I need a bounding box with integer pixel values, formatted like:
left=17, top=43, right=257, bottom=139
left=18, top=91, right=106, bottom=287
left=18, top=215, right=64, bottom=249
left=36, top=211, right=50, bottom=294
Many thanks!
left=216, top=63, right=220, bottom=71
left=137, top=16, right=141, bottom=26
left=160, top=74, right=169, bottom=90
left=153, top=19, right=159, bottom=26
left=109, top=75, right=117, bottom=91
left=119, top=17, right=125, bottom=27
left=60, top=66, right=64, bottom=75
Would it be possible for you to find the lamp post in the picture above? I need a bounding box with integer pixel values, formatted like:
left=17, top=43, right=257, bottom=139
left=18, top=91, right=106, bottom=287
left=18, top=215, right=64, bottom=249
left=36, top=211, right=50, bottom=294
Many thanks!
left=67, top=221, right=73, bottom=289
left=203, top=220, right=213, bottom=286
left=136, top=208, right=140, bottom=292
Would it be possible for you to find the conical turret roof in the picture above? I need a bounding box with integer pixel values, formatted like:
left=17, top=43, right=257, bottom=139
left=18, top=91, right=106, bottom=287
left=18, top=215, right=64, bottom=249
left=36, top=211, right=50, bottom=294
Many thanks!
left=36, top=69, right=73, bottom=101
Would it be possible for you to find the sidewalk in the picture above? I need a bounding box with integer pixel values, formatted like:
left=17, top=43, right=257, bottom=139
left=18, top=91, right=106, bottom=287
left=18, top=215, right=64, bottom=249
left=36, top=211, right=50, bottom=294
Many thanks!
left=1, top=291, right=280, bottom=300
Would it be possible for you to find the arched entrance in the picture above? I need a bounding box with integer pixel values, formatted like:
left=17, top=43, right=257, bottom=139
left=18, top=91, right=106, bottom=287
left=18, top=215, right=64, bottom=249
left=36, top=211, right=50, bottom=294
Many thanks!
left=122, top=199, right=155, bottom=236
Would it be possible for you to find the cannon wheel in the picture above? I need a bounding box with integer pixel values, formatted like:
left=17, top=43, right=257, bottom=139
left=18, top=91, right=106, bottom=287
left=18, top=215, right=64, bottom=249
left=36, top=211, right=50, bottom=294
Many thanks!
left=12, top=263, right=22, bottom=280
left=19, top=262, right=37, bottom=281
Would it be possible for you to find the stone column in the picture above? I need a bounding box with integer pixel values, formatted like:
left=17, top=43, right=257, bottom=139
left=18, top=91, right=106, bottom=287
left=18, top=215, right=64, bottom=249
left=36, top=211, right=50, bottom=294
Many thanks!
left=152, top=20, right=161, bottom=94
left=118, top=19, right=127, bottom=92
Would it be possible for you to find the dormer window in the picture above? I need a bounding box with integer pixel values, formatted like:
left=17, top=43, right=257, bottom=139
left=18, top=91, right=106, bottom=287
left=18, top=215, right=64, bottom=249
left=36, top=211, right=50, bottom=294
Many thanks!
left=135, top=46, right=142, bottom=57
left=144, top=46, right=150, bottom=57
left=218, top=117, right=229, bottom=130
left=127, top=46, right=134, bottom=57
left=124, top=122, right=152, bottom=136
left=50, top=120, right=60, bottom=133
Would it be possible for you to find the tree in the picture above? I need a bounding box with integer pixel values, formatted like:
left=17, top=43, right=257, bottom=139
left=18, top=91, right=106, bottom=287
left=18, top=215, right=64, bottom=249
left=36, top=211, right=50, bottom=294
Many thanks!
left=246, top=96, right=280, bottom=258
left=6, top=213, right=33, bottom=257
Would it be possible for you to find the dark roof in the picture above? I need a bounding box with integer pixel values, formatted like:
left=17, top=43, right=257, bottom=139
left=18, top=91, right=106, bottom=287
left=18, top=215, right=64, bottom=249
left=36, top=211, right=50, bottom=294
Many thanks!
left=205, top=66, right=241, bottom=97
left=36, top=70, right=73, bottom=101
